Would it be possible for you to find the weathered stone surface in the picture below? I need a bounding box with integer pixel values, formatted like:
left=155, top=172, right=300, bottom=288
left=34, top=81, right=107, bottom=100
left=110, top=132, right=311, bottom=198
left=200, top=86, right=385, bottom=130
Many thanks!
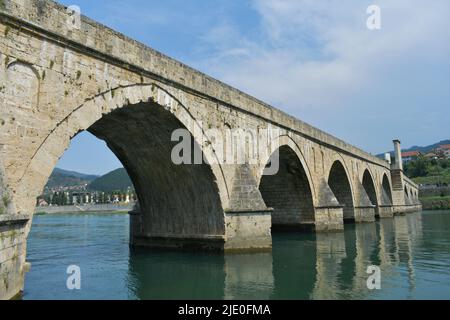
left=224, top=212, right=272, bottom=252
left=0, top=0, right=421, bottom=299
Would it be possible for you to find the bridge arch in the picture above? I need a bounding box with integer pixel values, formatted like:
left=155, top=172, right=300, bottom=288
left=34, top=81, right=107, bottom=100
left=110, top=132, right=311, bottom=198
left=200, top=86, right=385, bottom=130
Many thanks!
left=327, top=159, right=355, bottom=223
left=15, top=84, right=230, bottom=242
left=362, top=169, right=379, bottom=210
left=381, top=173, right=393, bottom=206
left=258, top=140, right=316, bottom=230
left=257, top=135, right=315, bottom=194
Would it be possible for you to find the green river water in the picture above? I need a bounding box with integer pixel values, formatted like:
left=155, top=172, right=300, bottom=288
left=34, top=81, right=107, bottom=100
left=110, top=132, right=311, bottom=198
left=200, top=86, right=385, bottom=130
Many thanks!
left=23, top=210, right=450, bottom=300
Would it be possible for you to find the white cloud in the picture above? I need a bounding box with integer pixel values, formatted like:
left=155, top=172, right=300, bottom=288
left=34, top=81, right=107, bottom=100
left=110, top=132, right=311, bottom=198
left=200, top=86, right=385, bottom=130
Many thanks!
left=195, top=0, right=450, bottom=152
left=208, top=1, right=450, bottom=105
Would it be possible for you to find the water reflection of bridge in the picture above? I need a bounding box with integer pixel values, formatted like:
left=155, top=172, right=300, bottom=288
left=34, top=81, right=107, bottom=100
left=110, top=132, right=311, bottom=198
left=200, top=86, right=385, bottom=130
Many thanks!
left=127, top=213, right=423, bottom=300
left=312, top=213, right=423, bottom=299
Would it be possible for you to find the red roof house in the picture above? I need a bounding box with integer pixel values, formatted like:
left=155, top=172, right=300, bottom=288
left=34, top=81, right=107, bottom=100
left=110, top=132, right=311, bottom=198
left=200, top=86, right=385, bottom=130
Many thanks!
left=402, top=151, right=420, bottom=158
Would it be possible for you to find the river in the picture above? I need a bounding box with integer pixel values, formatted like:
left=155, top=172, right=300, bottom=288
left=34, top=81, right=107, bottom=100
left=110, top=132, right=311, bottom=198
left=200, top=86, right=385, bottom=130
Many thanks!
left=23, top=210, right=450, bottom=300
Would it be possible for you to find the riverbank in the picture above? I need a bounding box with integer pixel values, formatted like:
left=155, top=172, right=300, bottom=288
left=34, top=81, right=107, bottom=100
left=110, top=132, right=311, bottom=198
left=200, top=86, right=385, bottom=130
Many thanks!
left=420, top=196, right=450, bottom=210
left=35, top=203, right=134, bottom=215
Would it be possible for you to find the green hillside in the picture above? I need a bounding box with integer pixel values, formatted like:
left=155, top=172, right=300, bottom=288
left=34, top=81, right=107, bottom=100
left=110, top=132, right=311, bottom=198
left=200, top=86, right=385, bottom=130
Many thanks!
left=88, top=168, right=133, bottom=192
left=45, top=168, right=98, bottom=189
left=404, top=156, right=450, bottom=185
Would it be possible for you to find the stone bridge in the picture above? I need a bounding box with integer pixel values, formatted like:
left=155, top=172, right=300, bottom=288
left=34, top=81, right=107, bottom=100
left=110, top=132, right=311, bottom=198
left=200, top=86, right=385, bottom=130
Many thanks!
left=0, top=0, right=421, bottom=299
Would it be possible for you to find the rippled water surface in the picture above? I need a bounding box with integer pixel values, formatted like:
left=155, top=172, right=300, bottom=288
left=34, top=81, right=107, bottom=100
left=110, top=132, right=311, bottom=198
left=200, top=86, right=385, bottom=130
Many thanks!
left=23, top=211, right=450, bottom=300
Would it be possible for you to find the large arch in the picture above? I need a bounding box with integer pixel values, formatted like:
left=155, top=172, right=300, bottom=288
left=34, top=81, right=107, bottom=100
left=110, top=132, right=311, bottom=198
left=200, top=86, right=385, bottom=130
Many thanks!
left=14, top=84, right=229, bottom=242
left=90, top=102, right=225, bottom=237
left=381, top=174, right=393, bottom=206
left=259, top=145, right=316, bottom=230
left=328, top=160, right=355, bottom=223
left=362, top=169, right=379, bottom=215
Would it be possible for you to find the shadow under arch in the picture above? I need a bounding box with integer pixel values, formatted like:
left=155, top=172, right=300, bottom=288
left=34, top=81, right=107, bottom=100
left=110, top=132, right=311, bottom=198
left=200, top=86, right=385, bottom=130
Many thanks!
left=328, top=160, right=355, bottom=223
left=259, top=143, right=316, bottom=231
left=257, top=135, right=316, bottom=199
left=16, top=84, right=229, bottom=247
left=90, top=102, right=225, bottom=238
left=362, top=169, right=379, bottom=217
left=404, top=186, right=411, bottom=205
left=381, top=173, right=393, bottom=206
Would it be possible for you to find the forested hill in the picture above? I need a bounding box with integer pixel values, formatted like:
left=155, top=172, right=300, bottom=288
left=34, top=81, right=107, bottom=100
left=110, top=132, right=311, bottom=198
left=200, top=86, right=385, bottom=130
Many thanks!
left=88, top=168, right=133, bottom=192
left=45, top=167, right=133, bottom=192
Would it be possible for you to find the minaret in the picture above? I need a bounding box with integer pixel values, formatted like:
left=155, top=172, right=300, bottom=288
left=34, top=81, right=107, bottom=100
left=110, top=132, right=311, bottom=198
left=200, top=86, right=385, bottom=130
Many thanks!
left=390, top=139, right=405, bottom=209
left=393, top=139, right=403, bottom=171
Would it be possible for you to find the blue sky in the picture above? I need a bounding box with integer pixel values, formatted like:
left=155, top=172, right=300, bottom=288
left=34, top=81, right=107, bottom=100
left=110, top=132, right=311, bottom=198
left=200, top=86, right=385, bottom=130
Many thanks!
left=56, top=0, right=450, bottom=175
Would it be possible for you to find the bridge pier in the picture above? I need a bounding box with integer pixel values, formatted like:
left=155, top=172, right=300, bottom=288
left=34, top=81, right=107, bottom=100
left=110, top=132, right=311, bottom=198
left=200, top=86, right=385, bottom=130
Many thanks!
left=392, top=204, right=423, bottom=216
left=313, top=179, right=345, bottom=232
left=130, top=209, right=273, bottom=252
left=354, top=179, right=376, bottom=223
left=314, top=206, right=344, bottom=232
left=378, top=205, right=394, bottom=218
left=0, top=215, right=30, bottom=300
left=354, top=206, right=376, bottom=223
left=223, top=211, right=272, bottom=252
left=129, top=210, right=227, bottom=252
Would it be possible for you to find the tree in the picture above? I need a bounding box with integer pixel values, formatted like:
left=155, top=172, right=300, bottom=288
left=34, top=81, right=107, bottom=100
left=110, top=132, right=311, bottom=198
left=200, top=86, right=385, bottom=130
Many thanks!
left=51, top=192, right=59, bottom=205
left=440, top=158, right=449, bottom=169
left=58, top=192, right=67, bottom=206
left=427, top=165, right=443, bottom=177
left=404, top=155, right=430, bottom=178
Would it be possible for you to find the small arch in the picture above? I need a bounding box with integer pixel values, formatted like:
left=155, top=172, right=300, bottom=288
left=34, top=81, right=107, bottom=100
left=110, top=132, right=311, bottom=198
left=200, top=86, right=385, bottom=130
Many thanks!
left=5, top=60, right=41, bottom=111
left=362, top=169, right=379, bottom=212
left=328, top=160, right=355, bottom=223
left=381, top=174, right=393, bottom=206
left=6, top=60, right=41, bottom=80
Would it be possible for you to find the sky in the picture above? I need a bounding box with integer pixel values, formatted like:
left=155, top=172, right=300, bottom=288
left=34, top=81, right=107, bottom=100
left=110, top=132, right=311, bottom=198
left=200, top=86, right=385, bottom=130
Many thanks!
left=56, top=0, right=450, bottom=175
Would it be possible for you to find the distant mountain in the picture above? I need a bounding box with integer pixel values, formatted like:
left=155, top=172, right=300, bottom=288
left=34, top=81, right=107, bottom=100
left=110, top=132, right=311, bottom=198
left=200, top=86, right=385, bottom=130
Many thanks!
left=88, top=168, right=133, bottom=192
left=377, top=139, right=450, bottom=158
left=45, top=168, right=99, bottom=189
left=403, top=140, right=450, bottom=154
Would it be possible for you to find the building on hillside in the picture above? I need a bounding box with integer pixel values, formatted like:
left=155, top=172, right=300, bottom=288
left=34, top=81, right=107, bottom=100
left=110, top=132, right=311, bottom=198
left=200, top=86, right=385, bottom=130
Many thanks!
left=424, top=152, right=439, bottom=161
left=437, top=144, right=450, bottom=159
left=402, top=150, right=421, bottom=163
